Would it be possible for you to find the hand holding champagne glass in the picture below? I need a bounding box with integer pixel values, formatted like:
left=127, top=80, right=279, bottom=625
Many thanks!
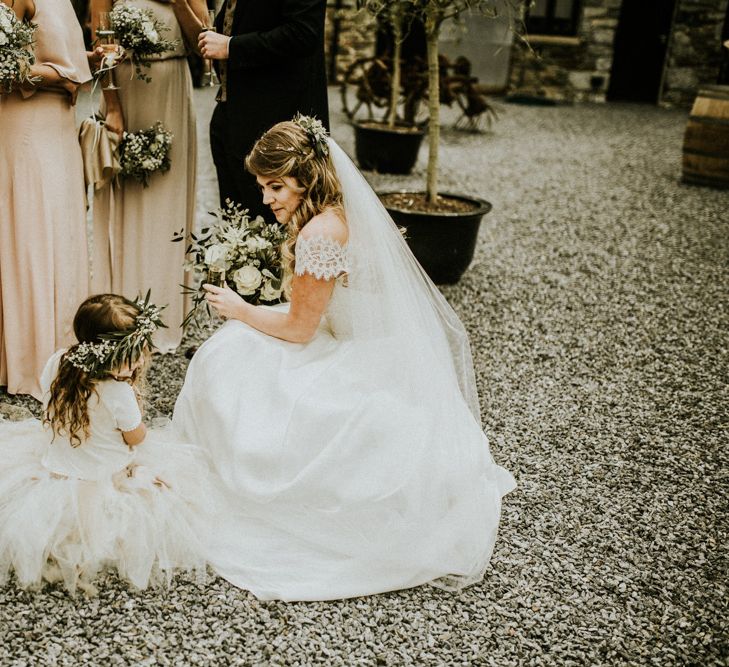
left=96, top=11, right=123, bottom=91
left=207, top=266, right=226, bottom=288
left=201, top=10, right=218, bottom=87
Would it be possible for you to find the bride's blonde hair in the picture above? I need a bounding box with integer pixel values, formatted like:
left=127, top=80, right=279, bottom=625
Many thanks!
left=245, top=120, right=344, bottom=297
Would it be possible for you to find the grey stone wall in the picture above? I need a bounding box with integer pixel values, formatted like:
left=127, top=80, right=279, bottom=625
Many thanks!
left=507, top=0, right=621, bottom=103
left=330, top=0, right=729, bottom=106
left=507, top=0, right=728, bottom=107
left=662, top=0, right=729, bottom=106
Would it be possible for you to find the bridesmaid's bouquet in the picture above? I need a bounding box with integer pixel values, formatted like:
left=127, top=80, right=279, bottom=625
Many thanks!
left=110, top=3, right=178, bottom=82
left=0, top=5, right=37, bottom=93
left=174, top=202, right=288, bottom=329
left=119, top=121, right=173, bottom=187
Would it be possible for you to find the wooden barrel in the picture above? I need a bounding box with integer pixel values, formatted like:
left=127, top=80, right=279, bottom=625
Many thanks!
left=682, top=85, right=729, bottom=188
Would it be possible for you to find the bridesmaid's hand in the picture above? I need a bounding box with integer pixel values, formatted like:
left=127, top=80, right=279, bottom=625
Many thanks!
left=87, top=46, right=106, bottom=71
left=204, top=283, right=246, bottom=320
left=104, top=107, right=125, bottom=137
left=61, top=79, right=81, bottom=105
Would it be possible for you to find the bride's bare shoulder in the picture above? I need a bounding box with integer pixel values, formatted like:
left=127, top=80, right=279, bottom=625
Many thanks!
left=300, top=209, right=348, bottom=244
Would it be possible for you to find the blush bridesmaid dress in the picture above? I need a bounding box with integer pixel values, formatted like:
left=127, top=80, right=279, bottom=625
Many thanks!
left=0, top=0, right=92, bottom=399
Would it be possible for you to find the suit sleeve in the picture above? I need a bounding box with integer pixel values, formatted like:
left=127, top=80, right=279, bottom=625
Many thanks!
left=226, top=0, right=324, bottom=70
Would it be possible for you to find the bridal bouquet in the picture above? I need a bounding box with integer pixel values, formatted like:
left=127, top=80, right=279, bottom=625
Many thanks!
left=110, top=3, right=177, bottom=82
left=118, top=122, right=172, bottom=187
left=174, top=201, right=288, bottom=329
left=0, top=5, right=36, bottom=93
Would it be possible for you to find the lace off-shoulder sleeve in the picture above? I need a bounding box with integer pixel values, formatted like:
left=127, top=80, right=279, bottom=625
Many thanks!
left=295, top=235, right=349, bottom=280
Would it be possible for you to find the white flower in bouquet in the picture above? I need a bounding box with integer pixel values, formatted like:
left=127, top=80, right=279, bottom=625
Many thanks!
left=233, top=265, right=263, bottom=295
left=0, top=8, right=13, bottom=33
left=260, top=280, right=284, bottom=302
left=140, top=20, right=159, bottom=44
left=204, top=244, right=229, bottom=270
left=110, top=4, right=177, bottom=82
left=0, top=4, right=37, bottom=93
left=174, top=201, right=289, bottom=329
left=245, top=236, right=271, bottom=253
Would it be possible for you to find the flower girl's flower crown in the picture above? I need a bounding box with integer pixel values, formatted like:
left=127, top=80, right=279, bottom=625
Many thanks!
left=65, top=291, right=167, bottom=377
left=293, top=113, right=329, bottom=159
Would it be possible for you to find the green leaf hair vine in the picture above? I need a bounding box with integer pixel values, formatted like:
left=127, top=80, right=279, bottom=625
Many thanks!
left=293, top=113, right=329, bottom=159
left=66, top=291, right=167, bottom=377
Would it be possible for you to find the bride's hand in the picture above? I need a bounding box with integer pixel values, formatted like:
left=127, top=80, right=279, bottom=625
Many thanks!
left=204, top=283, right=246, bottom=320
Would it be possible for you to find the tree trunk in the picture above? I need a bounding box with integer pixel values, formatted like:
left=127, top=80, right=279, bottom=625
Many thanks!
left=387, top=8, right=403, bottom=129
left=425, top=9, right=440, bottom=203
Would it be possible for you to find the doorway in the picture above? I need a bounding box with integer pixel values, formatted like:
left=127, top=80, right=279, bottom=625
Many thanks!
left=607, top=0, right=677, bottom=103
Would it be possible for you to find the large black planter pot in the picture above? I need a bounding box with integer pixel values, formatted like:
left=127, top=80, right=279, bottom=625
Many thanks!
left=381, top=192, right=492, bottom=284
left=354, top=122, right=425, bottom=175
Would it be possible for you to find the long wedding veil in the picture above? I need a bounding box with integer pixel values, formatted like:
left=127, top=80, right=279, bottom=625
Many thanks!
left=327, top=138, right=482, bottom=426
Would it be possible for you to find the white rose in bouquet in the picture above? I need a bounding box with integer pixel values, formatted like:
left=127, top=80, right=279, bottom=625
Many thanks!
left=0, top=32, right=7, bottom=46
left=141, top=21, right=159, bottom=44
left=176, top=201, right=288, bottom=329
left=260, top=280, right=283, bottom=302
left=204, top=243, right=229, bottom=269
left=233, top=265, right=263, bottom=295
left=245, top=236, right=271, bottom=253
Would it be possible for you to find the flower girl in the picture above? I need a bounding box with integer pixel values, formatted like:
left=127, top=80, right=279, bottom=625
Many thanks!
left=0, top=294, right=216, bottom=596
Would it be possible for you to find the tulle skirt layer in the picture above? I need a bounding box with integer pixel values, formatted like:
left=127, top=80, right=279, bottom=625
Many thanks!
left=0, top=419, right=216, bottom=595
left=174, top=319, right=516, bottom=601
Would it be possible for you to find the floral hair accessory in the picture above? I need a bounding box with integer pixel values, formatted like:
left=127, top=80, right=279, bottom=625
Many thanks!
left=293, top=113, right=329, bottom=159
left=65, top=291, right=167, bottom=376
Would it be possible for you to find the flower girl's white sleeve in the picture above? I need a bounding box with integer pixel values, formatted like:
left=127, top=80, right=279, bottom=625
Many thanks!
left=103, top=382, right=143, bottom=432
left=39, top=349, right=67, bottom=405
left=294, top=235, right=349, bottom=280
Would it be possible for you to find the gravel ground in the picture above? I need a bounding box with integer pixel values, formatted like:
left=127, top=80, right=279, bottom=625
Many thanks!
left=1, top=89, right=727, bottom=666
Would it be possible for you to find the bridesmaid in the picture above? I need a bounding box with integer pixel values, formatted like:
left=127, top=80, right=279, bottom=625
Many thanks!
left=90, top=0, right=207, bottom=351
left=0, top=0, right=92, bottom=400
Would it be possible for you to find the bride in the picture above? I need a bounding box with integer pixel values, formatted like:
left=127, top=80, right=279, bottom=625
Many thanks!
left=173, top=116, right=516, bottom=601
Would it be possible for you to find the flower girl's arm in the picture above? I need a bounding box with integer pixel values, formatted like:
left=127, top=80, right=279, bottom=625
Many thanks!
left=121, top=422, right=147, bottom=447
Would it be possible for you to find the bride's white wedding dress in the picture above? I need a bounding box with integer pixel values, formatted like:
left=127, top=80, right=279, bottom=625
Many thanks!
left=173, top=140, right=515, bottom=601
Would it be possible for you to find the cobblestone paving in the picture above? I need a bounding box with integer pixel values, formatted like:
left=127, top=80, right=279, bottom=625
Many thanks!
left=1, top=87, right=727, bottom=666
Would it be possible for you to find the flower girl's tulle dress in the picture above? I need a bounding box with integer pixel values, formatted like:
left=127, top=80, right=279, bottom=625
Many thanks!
left=0, top=351, right=217, bottom=595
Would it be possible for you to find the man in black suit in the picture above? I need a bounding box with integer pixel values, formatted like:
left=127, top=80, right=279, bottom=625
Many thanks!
left=198, top=0, right=329, bottom=220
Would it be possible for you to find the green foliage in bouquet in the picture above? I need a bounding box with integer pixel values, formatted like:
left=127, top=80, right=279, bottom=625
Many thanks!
left=118, top=121, right=173, bottom=187
left=110, top=4, right=178, bottom=82
left=173, top=201, right=289, bottom=330
left=0, top=5, right=37, bottom=93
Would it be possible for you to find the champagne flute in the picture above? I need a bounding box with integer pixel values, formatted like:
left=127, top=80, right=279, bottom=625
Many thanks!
left=207, top=266, right=226, bottom=287
left=97, top=11, right=121, bottom=91
left=201, top=10, right=219, bottom=87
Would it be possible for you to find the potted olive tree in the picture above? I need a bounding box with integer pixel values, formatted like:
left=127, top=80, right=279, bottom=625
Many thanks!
left=380, top=0, right=526, bottom=283
left=351, top=0, right=427, bottom=174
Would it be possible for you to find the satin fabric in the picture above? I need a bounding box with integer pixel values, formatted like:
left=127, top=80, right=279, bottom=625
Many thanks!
left=0, top=0, right=91, bottom=398
left=173, top=304, right=516, bottom=601
left=91, top=1, right=196, bottom=351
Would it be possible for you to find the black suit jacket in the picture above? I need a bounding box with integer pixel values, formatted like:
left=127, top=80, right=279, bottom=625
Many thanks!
left=214, top=0, right=329, bottom=147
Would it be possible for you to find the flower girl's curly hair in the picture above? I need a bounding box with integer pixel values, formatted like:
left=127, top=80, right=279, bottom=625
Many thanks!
left=44, top=295, right=148, bottom=448
left=245, top=119, right=344, bottom=297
